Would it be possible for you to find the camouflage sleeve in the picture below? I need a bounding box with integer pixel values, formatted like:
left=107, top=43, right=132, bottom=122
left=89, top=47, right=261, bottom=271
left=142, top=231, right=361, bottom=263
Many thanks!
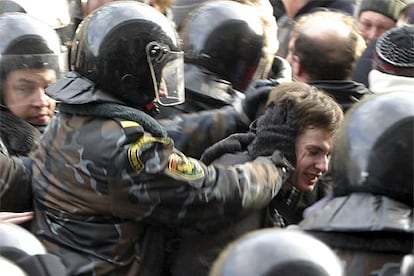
left=159, top=105, right=249, bottom=158
left=109, top=133, right=286, bottom=227
left=0, top=153, right=32, bottom=211
left=208, top=156, right=285, bottom=210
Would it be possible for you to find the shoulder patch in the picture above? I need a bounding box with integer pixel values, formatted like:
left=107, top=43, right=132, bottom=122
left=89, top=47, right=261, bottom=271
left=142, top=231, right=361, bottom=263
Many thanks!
left=128, top=136, right=170, bottom=173
left=167, top=152, right=205, bottom=180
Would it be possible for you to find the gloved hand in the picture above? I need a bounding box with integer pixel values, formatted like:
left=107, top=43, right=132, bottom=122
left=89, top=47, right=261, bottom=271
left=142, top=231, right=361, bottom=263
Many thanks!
left=248, top=99, right=297, bottom=166
left=201, top=132, right=256, bottom=165
left=240, top=79, right=277, bottom=122
left=268, top=56, right=292, bottom=83
left=234, top=56, right=292, bottom=125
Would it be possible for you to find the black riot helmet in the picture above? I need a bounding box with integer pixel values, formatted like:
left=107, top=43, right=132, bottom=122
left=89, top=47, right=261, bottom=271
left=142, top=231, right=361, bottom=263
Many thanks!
left=210, top=228, right=344, bottom=276
left=70, top=1, right=184, bottom=108
left=0, top=12, right=65, bottom=82
left=331, top=92, right=414, bottom=206
left=180, top=0, right=264, bottom=92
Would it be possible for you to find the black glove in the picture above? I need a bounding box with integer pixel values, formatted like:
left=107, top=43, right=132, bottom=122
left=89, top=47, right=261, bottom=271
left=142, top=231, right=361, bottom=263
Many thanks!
left=241, top=79, right=277, bottom=122
left=248, top=99, right=297, bottom=166
left=268, top=56, right=292, bottom=82
left=238, top=56, right=292, bottom=123
left=200, top=132, right=256, bottom=165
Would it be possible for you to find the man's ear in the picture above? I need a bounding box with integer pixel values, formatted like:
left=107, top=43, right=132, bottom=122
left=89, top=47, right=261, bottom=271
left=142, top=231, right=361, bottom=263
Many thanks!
left=291, top=55, right=307, bottom=82
left=291, top=55, right=301, bottom=76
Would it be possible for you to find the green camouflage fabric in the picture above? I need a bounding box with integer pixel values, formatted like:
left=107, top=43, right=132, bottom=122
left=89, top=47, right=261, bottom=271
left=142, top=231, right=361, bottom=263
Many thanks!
left=160, top=105, right=249, bottom=158
left=29, top=110, right=286, bottom=275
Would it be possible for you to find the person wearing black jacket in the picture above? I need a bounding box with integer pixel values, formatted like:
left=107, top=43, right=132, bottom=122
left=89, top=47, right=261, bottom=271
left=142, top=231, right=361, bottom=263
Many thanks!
left=0, top=13, right=66, bottom=224
left=237, top=9, right=371, bottom=237
left=167, top=82, right=344, bottom=276
left=276, top=0, right=355, bottom=58
left=285, top=9, right=371, bottom=112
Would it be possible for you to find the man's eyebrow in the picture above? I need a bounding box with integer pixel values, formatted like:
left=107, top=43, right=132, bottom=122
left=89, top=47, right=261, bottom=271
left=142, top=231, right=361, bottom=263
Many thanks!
left=307, top=144, right=330, bottom=153
left=15, top=78, right=36, bottom=85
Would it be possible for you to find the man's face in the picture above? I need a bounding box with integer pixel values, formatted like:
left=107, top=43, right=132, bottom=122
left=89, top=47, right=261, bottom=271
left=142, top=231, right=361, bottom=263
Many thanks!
left=285, top=36, right=295, bottom=66
left=290, top=126, right=333, bottom=192
left=2, top=68, right=56, bottom=126
left=358, top=11, right=396, bottom=43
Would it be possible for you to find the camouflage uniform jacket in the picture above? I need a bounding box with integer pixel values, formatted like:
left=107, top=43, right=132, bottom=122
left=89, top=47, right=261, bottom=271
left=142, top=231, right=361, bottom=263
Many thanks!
left=28, top=106, right=286, bottom=275
left=160, top=104, right=249, bottom=159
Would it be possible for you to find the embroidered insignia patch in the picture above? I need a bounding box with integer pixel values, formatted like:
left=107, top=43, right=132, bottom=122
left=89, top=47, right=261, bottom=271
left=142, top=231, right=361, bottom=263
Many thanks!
left=168, top=152, right=204, bottom=179
left=128, top=136, right=169, bottom=173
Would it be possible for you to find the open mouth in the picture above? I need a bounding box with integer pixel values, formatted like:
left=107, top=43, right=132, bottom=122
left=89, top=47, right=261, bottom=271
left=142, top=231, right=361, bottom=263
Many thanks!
left=304, top=172, right=321, bottom=184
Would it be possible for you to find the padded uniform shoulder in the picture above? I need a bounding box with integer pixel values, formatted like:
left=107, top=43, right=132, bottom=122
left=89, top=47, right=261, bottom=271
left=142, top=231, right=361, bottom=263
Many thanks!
left=113, top=119, right=145, bottom=144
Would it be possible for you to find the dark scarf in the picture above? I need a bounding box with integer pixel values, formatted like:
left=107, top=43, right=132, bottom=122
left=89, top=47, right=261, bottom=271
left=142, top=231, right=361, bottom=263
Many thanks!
left=58, top=102, right=167, bottom=138
left=0, top=108, right=40, bottom=156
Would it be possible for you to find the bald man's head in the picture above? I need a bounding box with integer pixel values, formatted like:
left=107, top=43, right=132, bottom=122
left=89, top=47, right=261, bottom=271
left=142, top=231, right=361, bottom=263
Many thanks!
left=289, top=10, right=366, bottom=81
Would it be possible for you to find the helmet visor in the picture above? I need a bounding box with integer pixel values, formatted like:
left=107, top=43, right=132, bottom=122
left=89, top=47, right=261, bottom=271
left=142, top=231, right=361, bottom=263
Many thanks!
left=147, top=42, right=185, bottom=106
left=0, top=53, right=67, bottom=78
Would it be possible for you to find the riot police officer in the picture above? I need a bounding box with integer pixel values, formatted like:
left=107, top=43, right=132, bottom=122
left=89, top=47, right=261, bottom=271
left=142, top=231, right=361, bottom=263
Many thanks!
left=0, top=13, right=66, bottom=216
left=300, top=91, right=414, bottom=275
left=157, top=0, right=265, bottom=122
left=14, top=2, right=293, bottom=275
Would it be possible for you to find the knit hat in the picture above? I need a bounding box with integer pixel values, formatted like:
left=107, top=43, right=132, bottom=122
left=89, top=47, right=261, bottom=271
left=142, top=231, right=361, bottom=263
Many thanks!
left=373, top=25, right=414, bottom=77
left=358, top=0, right=409, bottom=21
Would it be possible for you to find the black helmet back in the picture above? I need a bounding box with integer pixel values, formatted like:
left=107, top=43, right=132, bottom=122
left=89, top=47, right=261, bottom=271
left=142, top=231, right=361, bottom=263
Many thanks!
left=180, top=0, right=264, bottom=92
left=70, top=1, right=185, bottom=108
left=331, top=92, right=414, bottom=206
left=210, top=228, right=343, bottom=276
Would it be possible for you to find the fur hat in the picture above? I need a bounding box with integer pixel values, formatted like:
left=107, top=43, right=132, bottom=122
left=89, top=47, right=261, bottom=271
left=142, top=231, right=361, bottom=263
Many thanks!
left=358, top=0, right=409, bottom=21
left=373, top=25, right=414, bottom=77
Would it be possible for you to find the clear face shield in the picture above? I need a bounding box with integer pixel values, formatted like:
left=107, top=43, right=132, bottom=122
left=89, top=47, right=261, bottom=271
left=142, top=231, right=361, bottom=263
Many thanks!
left=146, top=42, right=185, bottom=106
left=0, top=52, right=67, bottom=79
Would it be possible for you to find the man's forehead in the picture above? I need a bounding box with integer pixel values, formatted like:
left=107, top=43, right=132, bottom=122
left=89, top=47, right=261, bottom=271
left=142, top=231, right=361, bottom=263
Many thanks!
left=8, top=68, right=56, bottom=82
